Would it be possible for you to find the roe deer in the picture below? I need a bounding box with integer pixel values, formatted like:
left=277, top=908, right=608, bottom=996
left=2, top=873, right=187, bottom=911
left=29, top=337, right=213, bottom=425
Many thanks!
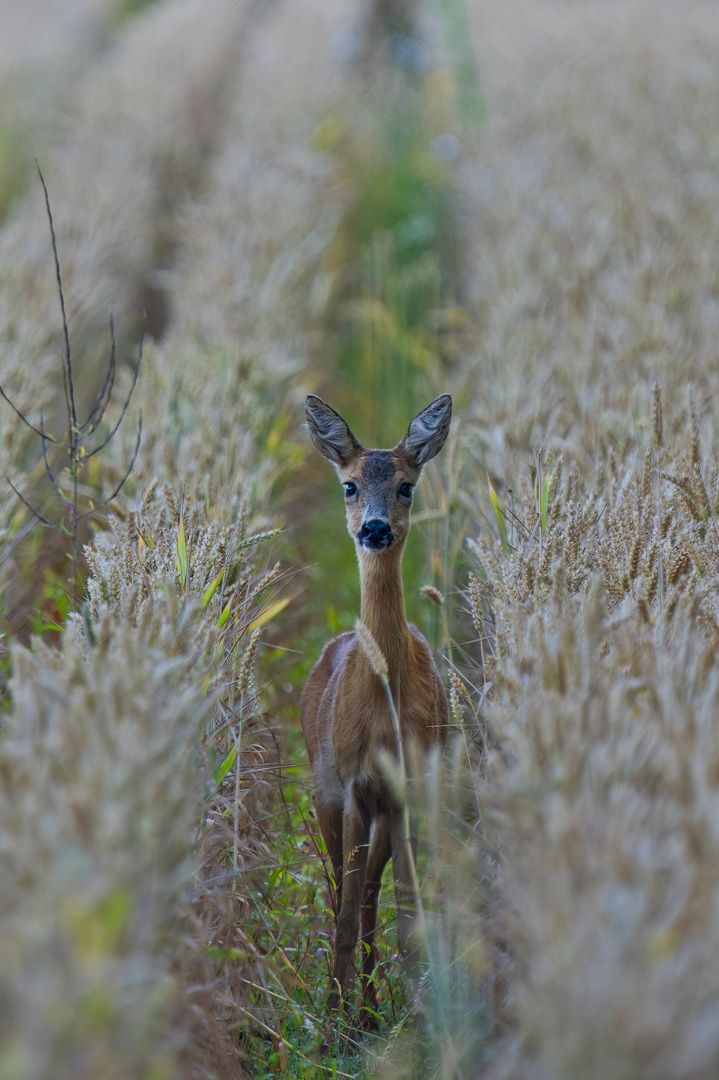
left=302, top=394, right=451, bottom=1021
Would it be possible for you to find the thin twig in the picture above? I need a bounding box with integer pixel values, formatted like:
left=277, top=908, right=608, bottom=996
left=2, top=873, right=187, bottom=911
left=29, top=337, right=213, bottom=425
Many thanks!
left=77, top=413, right=142, bottom=519
left=40, top=413, right=71, bottom=507
left=0, top=514, right=38, bottom=565
left=81, top=315, right=117, bottom=433
left=6, top=476, right=53, bottom=526
left=0, top=386, right=55, bottom=441
left=36, top=163, right=76, bottom=436
left=85, top=332, right=144, bottom=457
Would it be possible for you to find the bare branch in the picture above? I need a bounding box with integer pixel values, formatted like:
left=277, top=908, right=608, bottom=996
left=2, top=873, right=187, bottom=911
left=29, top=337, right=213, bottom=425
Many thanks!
left=40, top=413, right=71, bottom=508
left=6, top=475, right=53, bottom=526
left=60, top=359, right=72, bottom=449
left=0, top=514, right=40, bottom=566
left=77, top=412, right=142, bottom=519
left=36, top=162, right=77, bottom=435
left=86, top=331, right=144, bottom=458
left=81, top=315, right=117, bottom=434
left=0, top=384, right=59, bottom=442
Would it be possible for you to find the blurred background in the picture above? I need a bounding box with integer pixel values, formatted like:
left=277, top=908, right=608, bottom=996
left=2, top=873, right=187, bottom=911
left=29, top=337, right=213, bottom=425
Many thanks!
left=0, top=0, right=482, bottom=649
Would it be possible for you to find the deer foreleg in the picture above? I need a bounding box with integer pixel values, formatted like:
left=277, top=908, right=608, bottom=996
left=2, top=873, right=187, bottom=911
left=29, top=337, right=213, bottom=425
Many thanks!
left=358, top=815, right=392, bottom=1028
left=328, top=800, right=370, bottom=1010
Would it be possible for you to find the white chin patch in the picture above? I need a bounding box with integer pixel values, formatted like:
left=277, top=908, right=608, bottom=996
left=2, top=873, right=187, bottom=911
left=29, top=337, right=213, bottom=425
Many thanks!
left=360, top=538, right=391, bottom=552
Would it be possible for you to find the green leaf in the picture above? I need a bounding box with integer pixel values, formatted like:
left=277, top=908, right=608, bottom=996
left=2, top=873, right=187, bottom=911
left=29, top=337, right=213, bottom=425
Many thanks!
left=540, top=476, right=549, bottom=533
left=207, top=945, right=245, bottom=961
left=218, top=599, right=231, bottom=628
left=176, top=517, right=188, bottom=590
left=214, top=743, right=237, bottom=786
left=247, top=596, right=291, bottom=631
left=201, top=569, right=224, bottom=609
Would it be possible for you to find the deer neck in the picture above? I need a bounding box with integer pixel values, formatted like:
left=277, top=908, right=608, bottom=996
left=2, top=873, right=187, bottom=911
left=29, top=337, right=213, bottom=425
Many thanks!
left=358, top=542, right=410, bottom=679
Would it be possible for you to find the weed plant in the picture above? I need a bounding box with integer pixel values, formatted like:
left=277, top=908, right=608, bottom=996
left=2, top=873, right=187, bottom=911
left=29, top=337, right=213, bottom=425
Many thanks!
left=1, top=169, right=142, bottom=602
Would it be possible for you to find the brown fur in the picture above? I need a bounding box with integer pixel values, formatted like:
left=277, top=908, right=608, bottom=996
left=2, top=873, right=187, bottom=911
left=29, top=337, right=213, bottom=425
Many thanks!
left=302, top=394, right=451, bottom=1020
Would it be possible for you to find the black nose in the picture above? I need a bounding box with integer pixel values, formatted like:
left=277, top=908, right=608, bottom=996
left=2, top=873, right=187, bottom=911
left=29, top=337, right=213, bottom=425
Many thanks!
left=358, top=519, right=393, bottom=547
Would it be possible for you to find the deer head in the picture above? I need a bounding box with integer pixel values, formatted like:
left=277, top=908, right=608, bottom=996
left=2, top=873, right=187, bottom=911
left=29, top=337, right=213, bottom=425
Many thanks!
left=305, top=394, right=452, bottom=554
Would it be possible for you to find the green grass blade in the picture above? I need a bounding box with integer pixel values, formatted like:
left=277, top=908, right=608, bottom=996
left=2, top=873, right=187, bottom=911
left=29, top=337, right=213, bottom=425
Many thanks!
left=201, top=569, right=224, bottom=609
left=176, top=516, right=188, bottom=591
left=214, top=743, right=237, bottom=787
left=488, top=476, right=510, bottom=555
left=218, top=599, right=231, bottom=628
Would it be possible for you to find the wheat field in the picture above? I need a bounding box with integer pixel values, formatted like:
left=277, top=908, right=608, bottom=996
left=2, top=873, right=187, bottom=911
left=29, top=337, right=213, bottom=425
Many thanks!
left=2, top=1, right=719, bottom=1077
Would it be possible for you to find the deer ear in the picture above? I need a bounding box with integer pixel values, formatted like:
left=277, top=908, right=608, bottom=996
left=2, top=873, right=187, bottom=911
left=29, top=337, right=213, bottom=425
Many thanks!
left=398, top=395, right=452, bottom=467
left=305, top=395, right=362, bottom=466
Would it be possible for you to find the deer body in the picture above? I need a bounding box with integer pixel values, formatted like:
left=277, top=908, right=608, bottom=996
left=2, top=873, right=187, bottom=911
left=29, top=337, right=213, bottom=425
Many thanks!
left=302, top=395, right=451, bottom=1019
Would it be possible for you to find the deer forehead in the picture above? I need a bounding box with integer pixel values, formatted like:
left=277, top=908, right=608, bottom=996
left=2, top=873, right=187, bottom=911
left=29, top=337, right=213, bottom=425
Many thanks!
left=340, top=449, right=419, bottom=487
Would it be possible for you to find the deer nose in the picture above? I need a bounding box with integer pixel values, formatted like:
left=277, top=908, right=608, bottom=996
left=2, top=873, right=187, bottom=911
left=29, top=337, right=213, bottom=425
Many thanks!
left=358, top=519, right=394, bottom=549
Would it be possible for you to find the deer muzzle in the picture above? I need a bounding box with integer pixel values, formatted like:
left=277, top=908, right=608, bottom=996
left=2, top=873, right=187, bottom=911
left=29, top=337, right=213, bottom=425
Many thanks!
left=358, top=518, right=394, bottom=551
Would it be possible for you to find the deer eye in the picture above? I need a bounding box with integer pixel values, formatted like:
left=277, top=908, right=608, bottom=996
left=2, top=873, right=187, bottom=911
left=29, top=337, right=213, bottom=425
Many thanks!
left=343, top=482, right=358, bottom=499
left=398, top=482, right=413, bottom=499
